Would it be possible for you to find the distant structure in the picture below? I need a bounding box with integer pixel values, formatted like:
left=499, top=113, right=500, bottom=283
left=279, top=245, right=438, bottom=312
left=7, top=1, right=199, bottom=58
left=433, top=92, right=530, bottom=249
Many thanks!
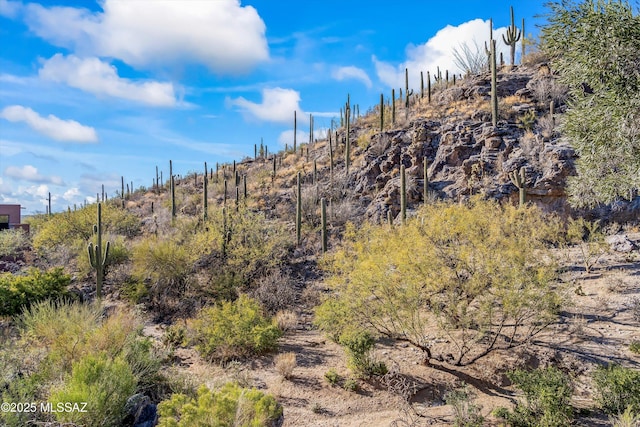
left=0, top=204, right=29, bottom=232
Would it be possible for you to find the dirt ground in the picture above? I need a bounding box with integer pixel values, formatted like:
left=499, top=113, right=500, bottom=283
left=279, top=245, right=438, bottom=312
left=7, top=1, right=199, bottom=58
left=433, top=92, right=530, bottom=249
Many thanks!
left=143, top=233, right=640, bottom=426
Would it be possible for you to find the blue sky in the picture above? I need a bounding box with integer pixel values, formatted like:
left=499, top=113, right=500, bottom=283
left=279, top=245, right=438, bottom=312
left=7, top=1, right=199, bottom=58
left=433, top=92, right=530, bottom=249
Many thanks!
left=0, top=0, right=547, bottom=215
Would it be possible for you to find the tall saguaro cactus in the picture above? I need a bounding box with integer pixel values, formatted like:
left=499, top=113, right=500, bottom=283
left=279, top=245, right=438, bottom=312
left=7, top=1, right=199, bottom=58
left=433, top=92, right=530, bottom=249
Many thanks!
left=203, top=161, right=208, bottom=221
left=380, top=93, right=384, bottom=131
left=296, top=171, right=302, bottom=245
left=509, top=166, right=527, bottom=206
left=502, top=6, right=521, bottom=66
left=423, top=157, right=429, bottom=203
left=88, top=202, right=110, bottom=299
left=392, top=88, right=396, bottom=124
left=320, top=197, right=327, bottom=253
left=345, top=102, right=351, bottom=175
left=293, top=110, right=297, bottom=153
left=400, top=164, right=407, bottom=225
left=491, top=40, right=499, bottom=126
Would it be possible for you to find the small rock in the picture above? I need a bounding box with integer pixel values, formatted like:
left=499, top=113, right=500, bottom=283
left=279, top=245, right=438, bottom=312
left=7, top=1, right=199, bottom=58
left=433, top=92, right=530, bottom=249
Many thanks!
left=605, top=234, right=637, bottom=253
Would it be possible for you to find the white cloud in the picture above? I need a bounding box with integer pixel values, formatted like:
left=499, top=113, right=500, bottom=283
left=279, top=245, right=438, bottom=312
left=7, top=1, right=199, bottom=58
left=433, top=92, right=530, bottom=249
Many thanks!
left=0, top=0, right=21, bottom=18
left=373, top=19, right=513, bottom=88
left=0, top=105, right=98, bottom=143
left=229, top=88, right=301, bottom=123
left=4, top=164, right=65, bottom=185
left=63, top=187, right=81, bottom=201
left=39, top=54, right=178, bottom=107
left=332, top=66, right=372, bottom=88
left=24, top=0, right=268, bottom=74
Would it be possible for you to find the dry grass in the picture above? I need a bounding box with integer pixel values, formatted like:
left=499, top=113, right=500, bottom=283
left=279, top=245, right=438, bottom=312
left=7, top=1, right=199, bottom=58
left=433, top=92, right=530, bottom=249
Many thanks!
left=275, top=309, right=298, bottom=332
left=274, top=352, right=297, bottom=380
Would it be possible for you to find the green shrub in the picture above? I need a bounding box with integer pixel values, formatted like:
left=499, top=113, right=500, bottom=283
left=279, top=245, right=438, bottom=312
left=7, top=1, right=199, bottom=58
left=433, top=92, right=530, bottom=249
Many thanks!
left=132, top=236, right=193, bottom=312
left=494, top=366, right=573, bottom=427
left=629, top=341, right=640, bottom=354
left=49, top=353, right=136, bottom=427
left=324, top=369, right=340, bottom=385
left=157, top=382, right=282, bottom=427
left=444, top=385, right=484, bottom=427
left=191, top=295, right=282, bottom=362
left=343, top=378, right=358, bottom=392
left=31, top=204, right=139, bottom=254
left=317, top=199, right=562, bottom=366
left=338, top=329, right=387, bottom=378
left=0, top=267, right=70, bottom=316
left=592, top=364, right=640, bottom=415
left=0, top=228, right=29, bottom=257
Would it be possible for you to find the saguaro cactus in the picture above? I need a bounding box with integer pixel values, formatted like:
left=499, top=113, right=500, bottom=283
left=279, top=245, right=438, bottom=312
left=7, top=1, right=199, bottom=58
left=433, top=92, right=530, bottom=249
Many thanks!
left=509, top=166, right=527, bottom=206
left=491, top=40, right=499, bottom=126
left=400, top=164, right=407, bottom=225
left=502, top=6, right=521, bottom=66
left=392, top=88, right=396, bottom=124
left=427, top=71, right=432, bottom=103
left=345, top=103, right=351, bottom=175
left=423, top=157, right=429, bottom=203
left=88, top=202, right=110, bottom=299
left=203, top=161, right=208, bottom=221
left=296, top=171, right=302, bottom=245
left=380, top=93, right=384, bottom=131
left=293, top=110, right=297, bottom=153
left=321, top=197, right=327, bottom=253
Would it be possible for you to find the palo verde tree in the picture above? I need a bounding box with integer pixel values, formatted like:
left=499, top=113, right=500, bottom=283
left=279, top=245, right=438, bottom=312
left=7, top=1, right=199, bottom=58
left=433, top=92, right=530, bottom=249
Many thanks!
left=540, top=0, right=640, bottom=207
left=315, top=198, right=563, bottom=366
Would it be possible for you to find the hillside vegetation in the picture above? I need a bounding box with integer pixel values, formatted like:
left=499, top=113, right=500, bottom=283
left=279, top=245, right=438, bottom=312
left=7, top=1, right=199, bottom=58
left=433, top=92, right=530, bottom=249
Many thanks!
left=1, top=1, right=640, bottom=426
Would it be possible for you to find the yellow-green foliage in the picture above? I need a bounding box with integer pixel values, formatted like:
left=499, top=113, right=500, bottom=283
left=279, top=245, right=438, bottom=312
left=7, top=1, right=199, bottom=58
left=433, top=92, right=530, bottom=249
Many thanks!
left=566, top=217, right=607, bottom=274
left=191, top=294, right=282, bottom=362
left=188, top=205, right=291, bottom=285
left=0, top=228, right=29, bottom=257
left=132, top=236, right=193, bottom=308
left=31, top=203, right=140, bottom=254
left=22, top=300, right=139, bottom=371
left=49, top=353, right=136, bottom=427
left=2, top=300, right=160, bottom=427
left=0, top=267, right=70, bottom=316
left=316, top=198, right=563, bottom=366
left=157, top=383, right=282, bottom=427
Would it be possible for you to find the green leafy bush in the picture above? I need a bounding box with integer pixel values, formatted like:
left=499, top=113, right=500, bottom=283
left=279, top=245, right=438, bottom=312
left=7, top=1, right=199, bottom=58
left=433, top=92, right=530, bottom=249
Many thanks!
left=157, top=383, right=282, bottom=427
left=592, top=364, right=640, bottom=415
left=338, top=329, right=387, bottom=378
left=494, top=366, right=573, bottom=427
left=49, top=353, right=136, bottom=427
left=0, top=267, right=70, bottom=316
left=191, top=295, right=282, bottom=362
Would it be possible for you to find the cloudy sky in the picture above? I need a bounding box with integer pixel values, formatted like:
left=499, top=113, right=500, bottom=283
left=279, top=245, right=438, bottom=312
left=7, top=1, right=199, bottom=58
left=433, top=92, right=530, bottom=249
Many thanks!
left=0, top=0, right=547, bottom=214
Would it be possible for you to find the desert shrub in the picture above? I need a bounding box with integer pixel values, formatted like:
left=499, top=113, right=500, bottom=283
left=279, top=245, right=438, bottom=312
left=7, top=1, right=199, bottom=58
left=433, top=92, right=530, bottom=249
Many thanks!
left=31, top=204, right=140, bottom=254
left=630, top=341, right=640, bottom=354
left=324, top=369, right=340, bottom=385
left=49, top=353, right=136, bottom=427
left=274, top=310, right=298, bottom=332
left=566, top=218, right=608, bottom=274
left=316, top=199, right=563, bottom=366
left=0, top=228, right=29, bottom=257
left=252, top=270, right=297, bottom=315
left=132, top=236, right=193, bottom=312
left=157, top=383, right=282, bottom=427
left=188, top=206, right=291, bottom=288
left=609, top=406, right=640, bottom=427
left=274, top=352, right=296, bottom=380
left=343, top=378, right=358, bottom=392
left=592, top=364, right=640, bottom=415
left=494, top=367, right=573, bottom=427
left=338, top=329, right=387, bottom=378
left=0, top=267, right=70, bottom=316
left=444, top=385, right=484, bottom=427
left=191, top=295, right=282, bottom=362
left=163, top=323, right=187, bottom=349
